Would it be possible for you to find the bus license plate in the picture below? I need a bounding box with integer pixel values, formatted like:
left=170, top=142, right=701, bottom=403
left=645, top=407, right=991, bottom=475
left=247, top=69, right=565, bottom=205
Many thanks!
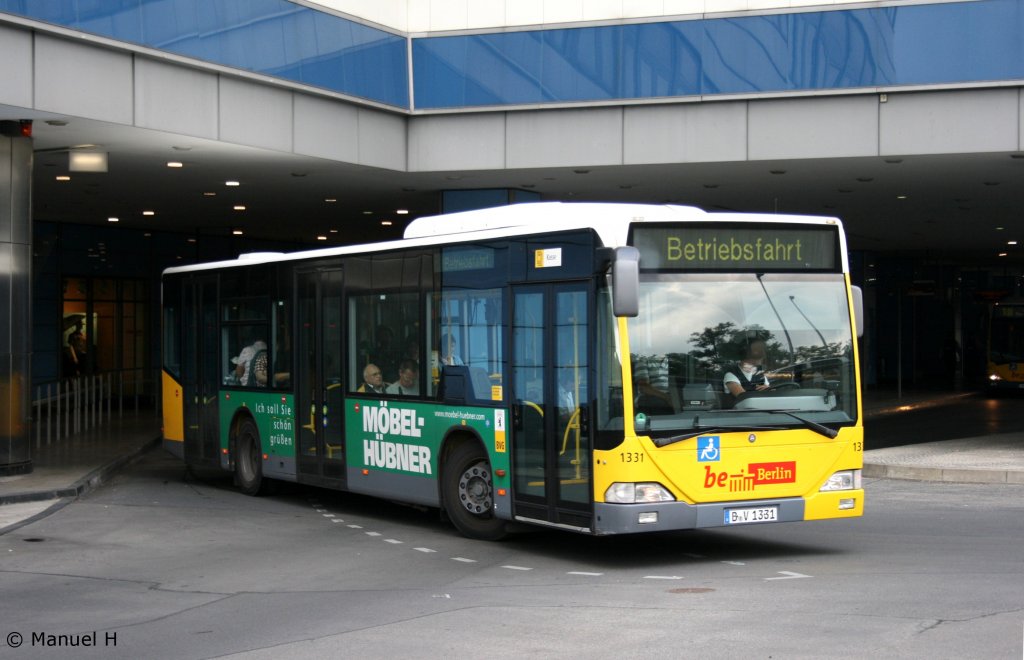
left=724, top=506, right=778, bottom=525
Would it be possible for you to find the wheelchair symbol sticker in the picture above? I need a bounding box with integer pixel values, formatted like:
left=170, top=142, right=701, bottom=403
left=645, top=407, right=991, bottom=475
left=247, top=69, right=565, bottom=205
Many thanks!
left=697, top=436, right=721, bottom=462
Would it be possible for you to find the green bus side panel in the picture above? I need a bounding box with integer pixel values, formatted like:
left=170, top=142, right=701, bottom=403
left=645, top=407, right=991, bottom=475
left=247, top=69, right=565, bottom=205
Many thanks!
left=344, top=397, right=510, bottom=486
left=218, top=390, right=297, bottom=478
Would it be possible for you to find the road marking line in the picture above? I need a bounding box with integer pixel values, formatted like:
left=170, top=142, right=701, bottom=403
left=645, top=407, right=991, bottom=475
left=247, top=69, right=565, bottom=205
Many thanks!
left=452, top=557, right=477, bottom=563
left=366, top=531, right=381, bottom=537
left=385, top=539, right=402, bottom=544
left=322, top=513, right=335, bottom=518
left=721, top=561, right=746, bottom=566
left=414, top=547, right=436, bottom=553
left=331, top=519, right=343, bottom=523
left=567, top=571, right=603, bottom=576
left=502, top=565, right=533, bottom=571
left=765, top=571, right=811, bottom=581
left=644, top=575, right=683, bottom=580
left=347, top=524, right=363, bottom=529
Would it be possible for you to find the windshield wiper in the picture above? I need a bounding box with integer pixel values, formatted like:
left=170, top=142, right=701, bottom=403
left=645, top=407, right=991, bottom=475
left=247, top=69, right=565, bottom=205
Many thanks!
left=651, top=420, right=776, bottom=447
left=721, top=408, right=838, bottom=439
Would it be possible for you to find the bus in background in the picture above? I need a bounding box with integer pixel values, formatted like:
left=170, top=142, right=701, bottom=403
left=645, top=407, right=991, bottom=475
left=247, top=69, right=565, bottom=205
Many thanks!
left=985, top=296, right=1024, bottom=393
left=161, top=203, right=864, bottom=540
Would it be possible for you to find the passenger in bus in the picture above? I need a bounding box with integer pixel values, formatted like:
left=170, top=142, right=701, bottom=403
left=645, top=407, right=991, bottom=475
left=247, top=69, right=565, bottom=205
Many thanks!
left=723, top=339, right=770, bottom=396
left=634, top=354, right=673, bottom=413
left=440, top=333, right=464, bottom=365
left=233, top=338, right=268, bottom=387
left=386, top=359, right=419, bottom=396
left=357, top=363, right=387, bottom=394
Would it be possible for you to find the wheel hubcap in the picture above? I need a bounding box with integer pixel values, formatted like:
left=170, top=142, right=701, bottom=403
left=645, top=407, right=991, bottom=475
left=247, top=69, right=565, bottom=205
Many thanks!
left=457, top=461, right=493, bottom=515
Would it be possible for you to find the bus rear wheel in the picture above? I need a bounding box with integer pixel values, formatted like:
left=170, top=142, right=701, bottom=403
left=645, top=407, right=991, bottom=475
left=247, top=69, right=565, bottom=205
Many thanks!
left=443, top=442, right=506, bottom=541
left=235, top=418, right=265, bottom=496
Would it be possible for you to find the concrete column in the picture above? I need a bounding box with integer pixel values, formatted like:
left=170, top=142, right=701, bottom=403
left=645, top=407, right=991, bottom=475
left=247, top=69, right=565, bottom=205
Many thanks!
left=0, top=125, right=33, bottom=475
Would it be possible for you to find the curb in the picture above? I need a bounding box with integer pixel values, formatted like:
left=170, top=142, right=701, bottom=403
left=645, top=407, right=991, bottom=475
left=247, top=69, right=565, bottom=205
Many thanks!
left=0, top=436, right=161, bottom=506
left=864, top=462, right=1024, bottom=485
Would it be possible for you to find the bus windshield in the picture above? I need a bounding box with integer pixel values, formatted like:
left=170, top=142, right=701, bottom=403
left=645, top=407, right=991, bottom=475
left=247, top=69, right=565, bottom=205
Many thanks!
left=626, top=272, right=857, bottom=437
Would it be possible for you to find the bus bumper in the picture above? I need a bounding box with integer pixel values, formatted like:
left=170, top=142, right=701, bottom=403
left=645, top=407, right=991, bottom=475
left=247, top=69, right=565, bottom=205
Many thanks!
left=592, top=490, right=862, bottom=535
left=593, top=498, right=804, bottom=535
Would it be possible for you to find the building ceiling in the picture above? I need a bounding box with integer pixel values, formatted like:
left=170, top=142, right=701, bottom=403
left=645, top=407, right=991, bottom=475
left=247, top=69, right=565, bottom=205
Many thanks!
left=14, top=110, right=1024, bottom=264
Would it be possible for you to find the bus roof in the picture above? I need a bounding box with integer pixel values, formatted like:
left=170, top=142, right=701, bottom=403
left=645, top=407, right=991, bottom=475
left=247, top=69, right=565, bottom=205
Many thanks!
left=162, top=202, right=845, bottom=275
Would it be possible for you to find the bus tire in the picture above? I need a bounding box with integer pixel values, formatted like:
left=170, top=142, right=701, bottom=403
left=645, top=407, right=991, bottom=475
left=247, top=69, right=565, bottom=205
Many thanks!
left=235, top=418, right=265, bottom=496
left=443, top=442, right=506, bottom=541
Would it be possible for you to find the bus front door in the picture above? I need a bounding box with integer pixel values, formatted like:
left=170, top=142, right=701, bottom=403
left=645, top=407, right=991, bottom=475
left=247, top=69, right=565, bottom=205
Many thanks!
left=511, top=283, right=593, bottom=531
left=295, top=267, right=346, bottom=482
left=182, top=275, right=219, bottom=467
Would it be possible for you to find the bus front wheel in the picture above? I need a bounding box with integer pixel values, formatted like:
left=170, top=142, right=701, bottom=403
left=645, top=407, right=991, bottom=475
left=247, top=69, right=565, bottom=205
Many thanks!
left=443, top=442, right=506, bottom=541
left=235, top=418, right=265, bottom=496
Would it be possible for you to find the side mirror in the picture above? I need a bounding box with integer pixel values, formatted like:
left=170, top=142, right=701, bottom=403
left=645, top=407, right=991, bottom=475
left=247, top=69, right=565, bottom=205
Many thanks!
left=851, top=285, right=864, bottom=338
left=612, top=246, right=640, bottom=317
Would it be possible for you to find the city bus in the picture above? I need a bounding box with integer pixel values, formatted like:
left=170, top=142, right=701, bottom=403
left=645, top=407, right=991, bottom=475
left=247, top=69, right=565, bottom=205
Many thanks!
left=985, top=296, right=1024, bottom=393
left=161, top=203, right=864, bottom=539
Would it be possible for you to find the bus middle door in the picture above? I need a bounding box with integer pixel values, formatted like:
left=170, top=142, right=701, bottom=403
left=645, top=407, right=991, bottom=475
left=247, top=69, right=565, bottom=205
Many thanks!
left=295, top=267, right=346, bottom=482
left=511, top=283, right=593, bottom=531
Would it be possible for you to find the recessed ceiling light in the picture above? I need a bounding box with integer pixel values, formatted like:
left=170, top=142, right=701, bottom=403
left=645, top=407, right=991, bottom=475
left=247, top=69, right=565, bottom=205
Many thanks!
left=232, top=229, right=243, bottom=235
left=187, top=238, right=197, bottom=243
left=233, top=205, right=246, bottom=211
left=381, top=220, right=393, bottom=226
left=896, top=195, right=907, bottom=200
left=107, top=217, right=119, bottom=223
left=225, top=180, right=240, bottom=187
left=363, top=210, right=373, bottom=215
left=396, top=209, right=409, bottom=215
left=324, top=198, right=337, bottom=203
left=56, top=175, right=71, bottom=181
left=167, top=161, right=183, bottom=168
left=329, top=229, right=338, bottom=233
left=203, top=192, right=216, bottom=197
left=1008, top=241, right=1018, bottom=245
left=317, top=235, right=328, bottom=241
left=143, top=210, right=155, bottom=216
left=998, top=252, right=1008, bottom=257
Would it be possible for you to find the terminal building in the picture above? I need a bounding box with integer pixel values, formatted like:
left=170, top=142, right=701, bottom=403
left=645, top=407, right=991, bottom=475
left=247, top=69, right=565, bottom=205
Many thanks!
left=2, top=0, right=1024, bottom=472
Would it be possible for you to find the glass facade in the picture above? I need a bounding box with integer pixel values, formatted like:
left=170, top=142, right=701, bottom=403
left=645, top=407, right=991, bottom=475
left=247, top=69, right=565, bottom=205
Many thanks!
left=0, top=0, right=409, bottom=108
left=414, top=0, right=1023, bottom=108
left=2, top=0, right=1021, bottom=110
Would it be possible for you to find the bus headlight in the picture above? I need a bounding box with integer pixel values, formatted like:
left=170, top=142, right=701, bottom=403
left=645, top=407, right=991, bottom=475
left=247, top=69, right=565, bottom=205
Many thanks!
left=819, top=469, right=862, bottom=492
left=605, top=482, right=676, bottom=503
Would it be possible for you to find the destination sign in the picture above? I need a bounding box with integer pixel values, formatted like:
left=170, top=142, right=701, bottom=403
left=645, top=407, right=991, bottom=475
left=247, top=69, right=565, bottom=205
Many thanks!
left=631, top=225, right=838, bottom=271
left=442, top=247, right=495, bottom=272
